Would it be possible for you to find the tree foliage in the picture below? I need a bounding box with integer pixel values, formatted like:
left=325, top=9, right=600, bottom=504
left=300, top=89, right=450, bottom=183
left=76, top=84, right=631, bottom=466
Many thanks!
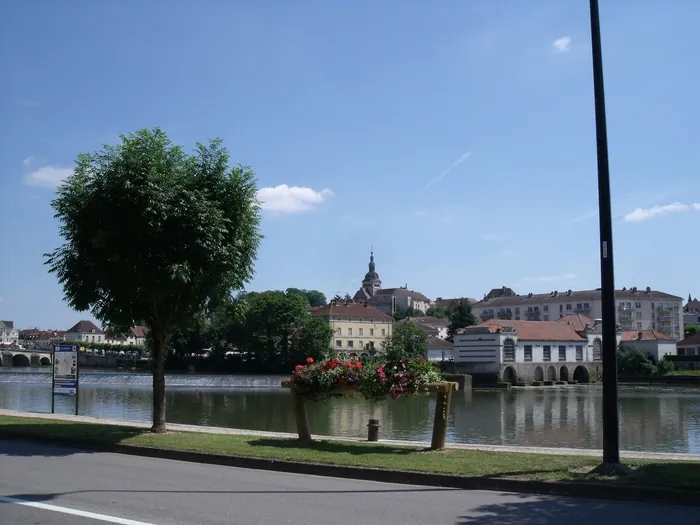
left=617, top=342, right=674, bottom=376
left=45, top=128, right=262, bottom=432
left=383, top=321, right=428, bottom=361
left=447, top=300, right=478, bottom=340
left=685, top=324, right=700, bottom=338
left=425, top=305, right=450, bottom=320
left=285, top=288, right=327, bottom=307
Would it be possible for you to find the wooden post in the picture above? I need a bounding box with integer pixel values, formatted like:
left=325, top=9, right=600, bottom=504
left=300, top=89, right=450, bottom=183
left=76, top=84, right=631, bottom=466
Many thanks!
left=430, top=384, right=453, bottom=451
left=292, top=391, right=312, bottom=442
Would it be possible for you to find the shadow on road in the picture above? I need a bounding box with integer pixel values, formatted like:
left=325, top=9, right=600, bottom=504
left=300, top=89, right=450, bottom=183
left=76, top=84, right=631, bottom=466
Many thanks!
left=456, top=493, right=696, bottom=525
left=249, top=438, right=416, bottom=456
left=0, top=422, right=144, bottom=457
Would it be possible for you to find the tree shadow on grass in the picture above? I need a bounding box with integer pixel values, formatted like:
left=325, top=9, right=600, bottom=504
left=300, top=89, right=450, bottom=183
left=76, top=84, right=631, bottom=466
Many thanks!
left=456, top=493, right=698, bottom=525
left=248, top=438, right=416, bottom=456
left=0, top=422, right=144, bottom=457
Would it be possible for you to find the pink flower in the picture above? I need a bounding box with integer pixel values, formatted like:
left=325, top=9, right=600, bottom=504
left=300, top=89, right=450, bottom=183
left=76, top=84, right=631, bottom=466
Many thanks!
left=306, top=357, right=314, bottom=364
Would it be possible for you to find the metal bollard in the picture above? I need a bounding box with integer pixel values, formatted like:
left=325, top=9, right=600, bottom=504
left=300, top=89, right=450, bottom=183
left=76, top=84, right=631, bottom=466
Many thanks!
left=367, top=418, right=380, bottom=442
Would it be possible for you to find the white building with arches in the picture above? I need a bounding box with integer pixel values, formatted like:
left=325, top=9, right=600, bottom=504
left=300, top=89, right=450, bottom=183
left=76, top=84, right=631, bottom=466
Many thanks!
left=453, top=315, right=616, bottom=385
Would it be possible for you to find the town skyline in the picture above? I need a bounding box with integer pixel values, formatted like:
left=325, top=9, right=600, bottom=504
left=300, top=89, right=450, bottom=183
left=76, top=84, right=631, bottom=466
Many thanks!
left=2, top=1, right=699, bottom=329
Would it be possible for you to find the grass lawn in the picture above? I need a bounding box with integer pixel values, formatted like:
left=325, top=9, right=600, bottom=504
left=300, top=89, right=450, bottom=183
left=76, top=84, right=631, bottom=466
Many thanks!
left=667, top=370, right=700, bottom=376
left=0, top=415, right=698, bottom=491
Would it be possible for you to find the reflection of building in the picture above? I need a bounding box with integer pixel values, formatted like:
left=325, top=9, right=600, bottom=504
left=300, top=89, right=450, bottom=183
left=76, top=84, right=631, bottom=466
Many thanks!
left=311, top=301, right=392, bottom=356
left=327, top=401, right=394, bottom=438
left=453, top=316, right=612, bottom=384
left=472, top=286, right=684, bottom=340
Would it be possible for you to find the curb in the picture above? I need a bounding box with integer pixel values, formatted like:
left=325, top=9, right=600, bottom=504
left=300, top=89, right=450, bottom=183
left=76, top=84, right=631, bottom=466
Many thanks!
left=1, top=431, right=698, bottom=508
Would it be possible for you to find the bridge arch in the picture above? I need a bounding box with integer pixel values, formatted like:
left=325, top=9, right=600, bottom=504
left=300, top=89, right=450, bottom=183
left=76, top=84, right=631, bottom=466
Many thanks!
left=40, top=356, right=51, bottom=366
left=573, top=365, right=590, bottom=383
left=12, top=353, right=30, bottom=367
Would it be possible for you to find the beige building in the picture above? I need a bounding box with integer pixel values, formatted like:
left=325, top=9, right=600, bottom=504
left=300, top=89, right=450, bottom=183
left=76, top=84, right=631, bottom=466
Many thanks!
left=473, top=286, right=684, bottom=341
left=311, top=301, right=393, bottom=357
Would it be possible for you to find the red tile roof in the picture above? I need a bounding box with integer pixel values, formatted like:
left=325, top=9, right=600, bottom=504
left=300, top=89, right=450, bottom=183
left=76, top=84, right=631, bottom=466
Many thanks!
left=620, top=330, right=676, bottom=342
left=477, top=319, right=586, bottom=341
left=311, top=302, right=392, bottom=320
left=130, top=326, right=148, bottom=338
left=554, top=313, right=595, bottom=332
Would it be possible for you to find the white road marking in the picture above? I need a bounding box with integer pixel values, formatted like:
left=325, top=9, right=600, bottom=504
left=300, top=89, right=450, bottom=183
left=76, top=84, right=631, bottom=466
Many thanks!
left=0, top=495, right=158, bottom=525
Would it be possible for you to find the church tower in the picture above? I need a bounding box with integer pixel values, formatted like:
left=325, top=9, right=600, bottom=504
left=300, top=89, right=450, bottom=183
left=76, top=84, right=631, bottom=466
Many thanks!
left=353, top=251, right=382, bottom=301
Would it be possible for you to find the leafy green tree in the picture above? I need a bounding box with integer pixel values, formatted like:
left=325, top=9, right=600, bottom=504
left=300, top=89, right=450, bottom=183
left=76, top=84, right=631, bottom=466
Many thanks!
left=45, top=128, right=261, bottom=432
left=447, top=300, right=478, bottom=340
left=684, top=324, right=700, bottom=338
left=425, top=305, right=450, bottom=320
left=291, top=315, right=333, bottom=364
left=242, top=290, right=310, bottom=371
left=285, top=288, right=327, bottom=307
left=617, top=342, right=657, bottom=376
left=383, top=321, right=428, bottom=360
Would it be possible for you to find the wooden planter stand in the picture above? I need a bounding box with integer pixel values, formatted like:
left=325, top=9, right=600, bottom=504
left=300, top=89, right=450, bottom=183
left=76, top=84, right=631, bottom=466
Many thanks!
left=281, top=380, right=459, bottom=451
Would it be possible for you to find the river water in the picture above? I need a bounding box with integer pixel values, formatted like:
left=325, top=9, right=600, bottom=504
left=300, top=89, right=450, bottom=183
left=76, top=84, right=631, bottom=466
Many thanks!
left=1, top=369, right=699, bottom=454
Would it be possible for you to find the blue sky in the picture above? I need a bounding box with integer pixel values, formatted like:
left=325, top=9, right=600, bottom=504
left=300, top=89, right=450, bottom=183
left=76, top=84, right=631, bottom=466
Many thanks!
left=1, top=1, right=699, bottom=329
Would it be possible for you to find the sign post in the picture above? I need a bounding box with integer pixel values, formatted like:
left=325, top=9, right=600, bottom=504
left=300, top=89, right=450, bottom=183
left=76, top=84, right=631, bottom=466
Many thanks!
left=52, top=344, right=80, bottom=415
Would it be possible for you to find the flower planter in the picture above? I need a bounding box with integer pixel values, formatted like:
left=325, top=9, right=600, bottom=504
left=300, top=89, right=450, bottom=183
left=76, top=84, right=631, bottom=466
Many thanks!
left=281, top=380, right=459, bottom=451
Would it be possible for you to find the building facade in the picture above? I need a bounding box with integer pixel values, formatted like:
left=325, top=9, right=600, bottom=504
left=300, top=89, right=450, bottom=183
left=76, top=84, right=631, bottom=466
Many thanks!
left=65, top=320, right=105, bottom=343
left=453, top=319, right=611, bottom=384
left=311, top=301, right=393, bottom=356
left=473, top=286, right=684, bottom=340
left=677, top=333, right=700, bottom=356
left=620, top=330, right=677, bottom=361
left=0, top=321, right=19, bottom=346
left=367, top=287, right=431, bottom=315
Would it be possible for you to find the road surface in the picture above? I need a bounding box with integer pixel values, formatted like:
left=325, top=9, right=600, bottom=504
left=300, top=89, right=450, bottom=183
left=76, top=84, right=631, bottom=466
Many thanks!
left=0, top=439, right=697, bottom=524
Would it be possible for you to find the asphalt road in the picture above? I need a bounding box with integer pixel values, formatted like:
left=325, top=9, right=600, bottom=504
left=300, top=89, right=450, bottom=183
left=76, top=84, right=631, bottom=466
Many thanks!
left=1, top=439, right=698, bottom=525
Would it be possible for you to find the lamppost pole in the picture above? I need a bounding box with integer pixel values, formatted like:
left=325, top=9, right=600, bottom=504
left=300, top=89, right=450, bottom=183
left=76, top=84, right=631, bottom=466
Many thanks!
left=589, top=0, right=623, bottom=469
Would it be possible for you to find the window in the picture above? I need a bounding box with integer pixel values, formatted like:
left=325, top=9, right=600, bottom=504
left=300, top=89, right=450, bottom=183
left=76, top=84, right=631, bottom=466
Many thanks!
left=336, top=340, right=342, bottom=348
left=592, top=338, right=601, bottom=360
left=370, top=328, right=375, bottom=336
left=566, top=304, right=572, bottom=311
left=635, top=302, right=642, bottom=308
left=515, top=308, right=520, bottom=315
left=336, top=328, right=341, bottom=335
left=558, top=345, right=566, bottom=361
left=543, top=345, right=551, bottom=361
left=584, top=303, right=591, bottom=309
left=576, top=303, right=583, bottom=310
left=636, top=322, right=642, bottom=329
left=359, top=328, right=364, bottom=336
left=524, top=345, right=533, bottom=362
left=543, top=315, right=550, bottom=321
left=559, top=304, right=563, bottom=313
left=359, top=340, right=364, bottom=349
left=576, top=345, right=584, bottom=361
left=527, top=307, right=533, bottom=313
left=543, top=305, right=549, bottom=312
left=348, top=328, right=353, bottom=336
left=347, top=340, right=354, bottom=348
left=359, top=318, right=363, bottom=322
left=635, top=311, right=642, bottom=319
left=503, top=338, right=515, bottom=362
left=381, top=329, right=386, bottom=336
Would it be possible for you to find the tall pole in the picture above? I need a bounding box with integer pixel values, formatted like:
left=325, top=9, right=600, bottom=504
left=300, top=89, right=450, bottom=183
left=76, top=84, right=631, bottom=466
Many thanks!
left=589, top=0, right=621, bottom=467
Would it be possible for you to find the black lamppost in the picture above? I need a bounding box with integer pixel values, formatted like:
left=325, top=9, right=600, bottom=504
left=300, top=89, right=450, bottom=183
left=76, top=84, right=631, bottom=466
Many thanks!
left=589, top=0, right=628, bottom=474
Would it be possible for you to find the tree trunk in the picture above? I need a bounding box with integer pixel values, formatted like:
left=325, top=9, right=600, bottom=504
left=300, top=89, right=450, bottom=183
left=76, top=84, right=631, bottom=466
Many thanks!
left=151, top=331, right=167, bottom=433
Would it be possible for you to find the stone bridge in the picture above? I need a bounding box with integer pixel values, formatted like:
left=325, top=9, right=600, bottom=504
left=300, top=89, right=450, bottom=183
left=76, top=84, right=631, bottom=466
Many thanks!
left=0, top=349, right=52, bottom=367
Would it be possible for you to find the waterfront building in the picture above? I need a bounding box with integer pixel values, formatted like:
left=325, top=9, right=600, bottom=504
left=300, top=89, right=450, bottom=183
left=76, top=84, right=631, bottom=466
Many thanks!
left=472, top=286, right=684, bottom=341
left=311, top=300, right=393, bottom=357
left=0, top=321, right=19, bottom=346
left=453, top=318, right=613, bottom=384
left=677, top=332, right=700, bottom=357
left=105, top=326, right=148, bottom=346
left=65, top=320, right=105, bottom=343
left=620, top=330, right=677, bottom=361
left=395, top=315, right=450, bottom=339
left=684, top=294, right=700, bottom=328
left=426, top=335, right=453, bottom=362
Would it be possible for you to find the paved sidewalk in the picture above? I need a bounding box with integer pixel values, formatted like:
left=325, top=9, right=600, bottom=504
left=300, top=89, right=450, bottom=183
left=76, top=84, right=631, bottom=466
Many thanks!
left=2, top=408, right=699, bottom=462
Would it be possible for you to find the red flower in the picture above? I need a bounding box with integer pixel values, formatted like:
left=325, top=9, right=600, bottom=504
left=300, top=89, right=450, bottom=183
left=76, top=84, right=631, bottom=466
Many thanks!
left=306, top=357, right=314, bottom=364
left=295, top=364, right=303, bottom=371
left=354, top=361, right=362, bottom=369
left=423, top=360, right=428, bottom=365
left=344, top=361, right=352, bottom=367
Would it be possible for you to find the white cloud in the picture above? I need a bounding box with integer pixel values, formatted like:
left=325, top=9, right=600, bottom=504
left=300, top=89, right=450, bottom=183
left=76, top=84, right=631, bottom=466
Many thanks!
left=693, top=203, right=700, bottom=210
left=552, top=36, right=572, bottom=53
left=524, top=273, right=578, bottom=283
left=257, top=184, right=333, bottom=213
left=22, top=156, right=35, bottom=168
left=425, top=151, right=471, bottom=189
left=483, top=232, right=506, bottom=242
left=623, top=202, right=689, bottom=222
left=23, top=165, right=74, bottom=188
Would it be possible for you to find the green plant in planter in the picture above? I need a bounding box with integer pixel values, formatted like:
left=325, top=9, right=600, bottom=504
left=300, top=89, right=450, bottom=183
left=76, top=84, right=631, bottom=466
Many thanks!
left=290, top=356, right=443, bottom=402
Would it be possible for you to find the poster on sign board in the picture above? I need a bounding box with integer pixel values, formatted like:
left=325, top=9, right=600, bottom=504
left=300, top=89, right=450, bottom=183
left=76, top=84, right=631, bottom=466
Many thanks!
left=53, top=344, right=78, bottom=396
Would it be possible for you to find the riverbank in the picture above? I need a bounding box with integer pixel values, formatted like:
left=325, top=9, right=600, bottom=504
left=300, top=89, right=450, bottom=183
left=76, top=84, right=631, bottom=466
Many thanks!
left=1, top=411, right=699, bottom=506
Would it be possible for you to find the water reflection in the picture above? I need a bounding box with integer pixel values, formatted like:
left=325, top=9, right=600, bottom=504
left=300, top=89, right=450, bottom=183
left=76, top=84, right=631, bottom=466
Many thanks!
left=0, top=371, right=698, bottom=454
